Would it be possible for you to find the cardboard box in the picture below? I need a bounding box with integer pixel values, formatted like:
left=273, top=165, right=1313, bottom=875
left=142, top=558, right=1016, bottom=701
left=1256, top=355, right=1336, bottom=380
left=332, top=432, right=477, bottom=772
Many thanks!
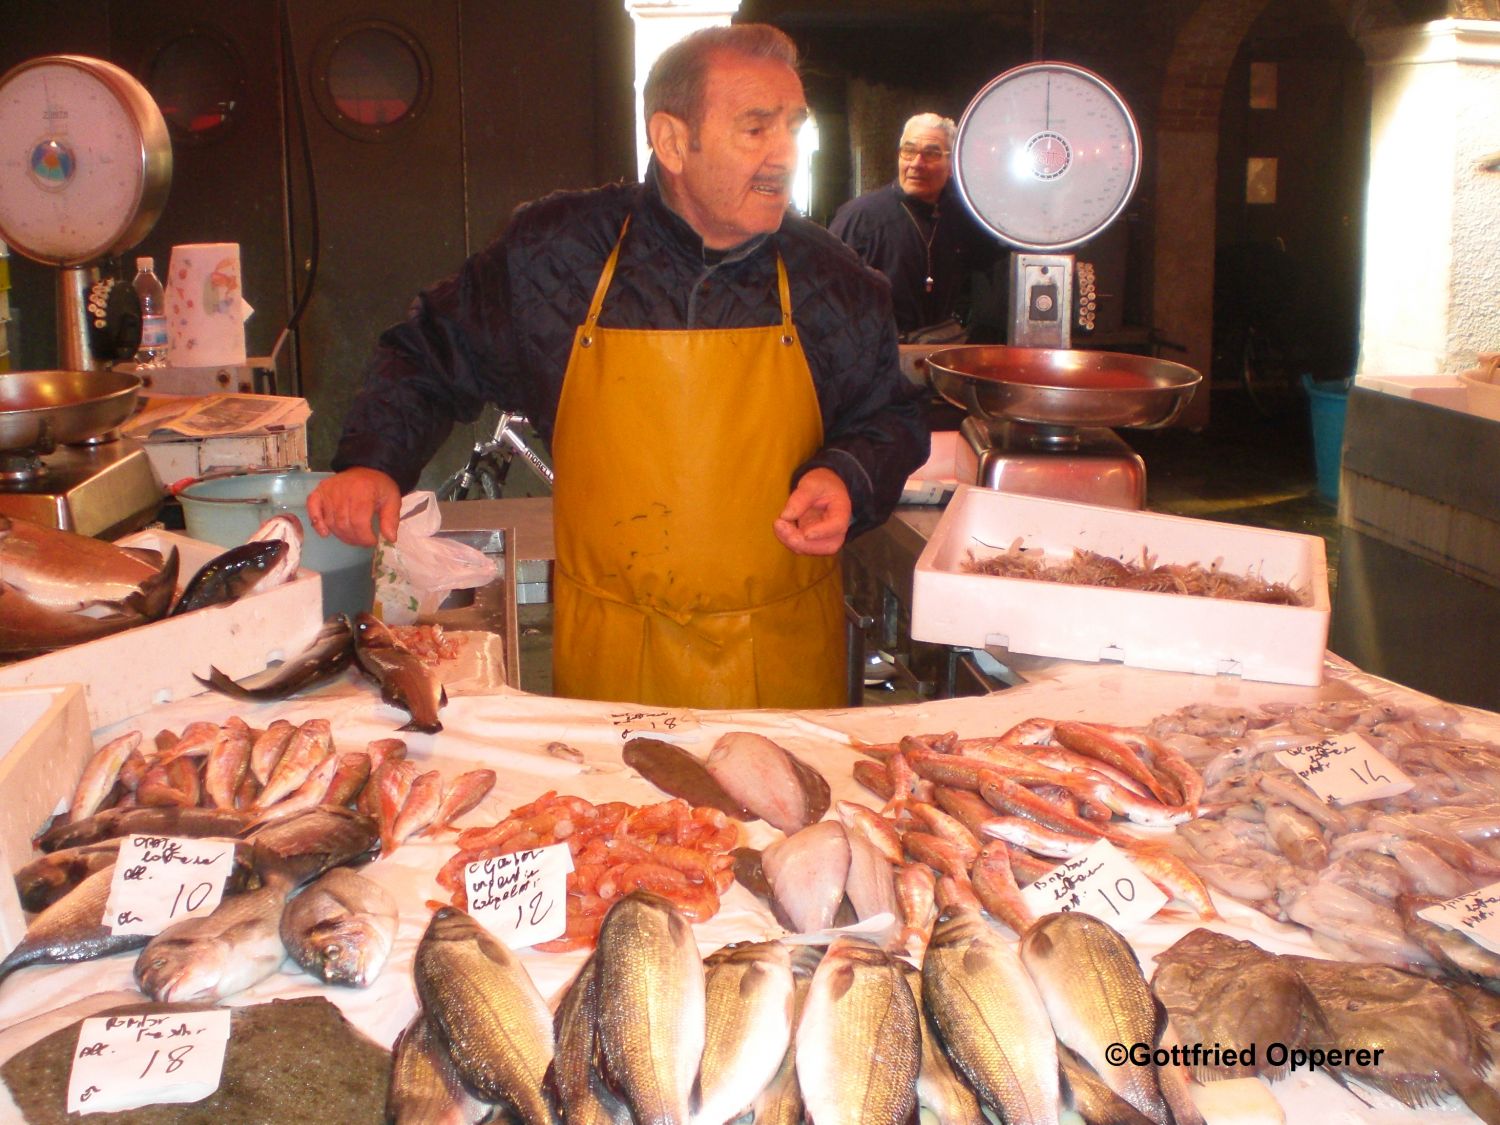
left=913, top=485, right=1331, bottom=686
left=139, top=427, right=309, bottom=488
left=0, top=685, right=91, bottom=955
left=0, top=530, right=324, bottom=729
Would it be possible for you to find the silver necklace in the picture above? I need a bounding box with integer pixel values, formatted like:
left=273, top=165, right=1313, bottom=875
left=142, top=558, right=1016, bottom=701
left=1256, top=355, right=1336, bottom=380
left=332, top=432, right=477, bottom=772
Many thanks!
left=901, top=200, right=939, bottom=292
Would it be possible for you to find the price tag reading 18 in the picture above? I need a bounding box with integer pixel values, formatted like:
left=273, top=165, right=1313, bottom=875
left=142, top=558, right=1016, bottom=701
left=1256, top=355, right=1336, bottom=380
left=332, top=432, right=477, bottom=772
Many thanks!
left=1018, top=839, right=1167, bottom=931
left=67, top=1009, right=231, bottom=1115
left=105, top=835, right=236, bottom=937
left=1274, top=732, right=1413, bottom=805
left=464, top=842, right=573, bottom=948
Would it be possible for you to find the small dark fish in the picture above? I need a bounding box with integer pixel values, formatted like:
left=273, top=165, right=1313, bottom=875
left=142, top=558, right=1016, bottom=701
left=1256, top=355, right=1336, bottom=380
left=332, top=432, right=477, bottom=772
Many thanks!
left=15, top=840, right=253, bottom=913
left=34, top=804, right=254, bottom=853
left=246, top=805, right=380, bottom=886
left=196, top=613, right=355, bottom=701
left=0, top=866, right=148, bottom=989
left=170, top=539, right=289, bottom=616
left=352, top=612, right=446, bottom=733
left=730, top=846, right=773, bottom=903
left=622, top=737, right=756, bottom=820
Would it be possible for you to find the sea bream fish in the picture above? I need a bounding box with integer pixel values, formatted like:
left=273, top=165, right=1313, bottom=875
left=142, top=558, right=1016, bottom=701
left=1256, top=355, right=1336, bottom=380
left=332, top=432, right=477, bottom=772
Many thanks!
left=353, top=612, right=448, bottom=733
left=0, top=515, right=179, bottom=653
left=280, top=867, right=398, bottom=987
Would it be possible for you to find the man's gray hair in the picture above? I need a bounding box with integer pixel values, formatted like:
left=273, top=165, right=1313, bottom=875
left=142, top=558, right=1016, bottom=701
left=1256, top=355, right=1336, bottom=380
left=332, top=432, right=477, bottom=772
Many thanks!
left=644, top=24, right=800, bottom=130
left=902, top=113, right=957, bottom=149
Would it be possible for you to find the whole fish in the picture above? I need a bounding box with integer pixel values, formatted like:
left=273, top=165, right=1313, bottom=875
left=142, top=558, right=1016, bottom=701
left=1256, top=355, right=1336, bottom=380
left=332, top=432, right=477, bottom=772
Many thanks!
left=16, top=839, right=252, bottom=914
left=413, top=907, right=556, bottom=1124
left=256, top=717, right=335, bottom=808
left=703, top=732, right=830, bottom=834
left=197, top=613, right=355, bottom=701
left=389, top=769, right=445, bottom=852
left=692, top=941, right=795, bottom=1125
left=280, top=866, right=398, bottom=987
left=68, top=730, right=143, bottom=823
left=250, top=719, right=298, bottom=786
left=795, top=935, right=920, bottom=1125
left=922, top=908, right=1059, bottom=1124
left=900, top=962, right=985, bottom=1125
left=387, top=1012, right=494, bottom=1125
left=595, top=892, right=705, bottom=1125
left=35, top=804, right=252, bottom=853
left=622, top=737, right=755, bottom=820
left=1058, top=1044, right=1155, bottom=1125
left=760, top=820, right=851, bottom=933
left=245, top=805, right=380, bottom=885
left=169, top=538, right=288, bottom=616
left=0, top=865, right=148, bottom=988
left=353, top=612, right=447, bottom=733
left=323, top=750, right=373, bottom=808
left=134, top=872, right=296, bottom=1002
left=203, top=725, right=253, bottom=810
left=546, top=955, right=633, bottom=1125
left=0, top=515, right=178, bottom=652
left=248, top=512, right=304, bottom=589
left=752, top=945, right=822, bottom=1125
left=419, top=768, right=498, bottom=837
left=1021, top=911, right=1171, bottom=1124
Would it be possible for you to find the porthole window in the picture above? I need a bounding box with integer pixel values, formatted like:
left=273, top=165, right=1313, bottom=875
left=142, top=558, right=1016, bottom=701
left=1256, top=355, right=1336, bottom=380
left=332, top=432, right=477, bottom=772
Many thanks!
left=312, top=21, right=430, bottom=141
left=148, top=30, right=245, bottom=145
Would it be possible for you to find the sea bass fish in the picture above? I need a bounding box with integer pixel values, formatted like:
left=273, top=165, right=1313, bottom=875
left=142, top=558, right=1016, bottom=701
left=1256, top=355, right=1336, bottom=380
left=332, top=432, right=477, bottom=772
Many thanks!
left=595, top=892, right=705, bottom=1125
left=414, top=908, right=555, bottom=1124
left=546, top=955, right=633, bottom=1125
left=922, top=908, right=1059, bottom=1124
left=279, top=867, right=398, bottom=987
left=693, top=940, right=794, bottom=1125
left=0, top=515, right=178, bottom=653
left=353, top=612, right=447, bottom=733
left=752, top=944, right=822, bottom=1125
left=901, top=962, right=985, bottom=1125
left=795, top=936, right=920, bottom=1125
left=387, top=1012, right=494, bottom=1125
left=1021, top=911, right=1172, bottom=1124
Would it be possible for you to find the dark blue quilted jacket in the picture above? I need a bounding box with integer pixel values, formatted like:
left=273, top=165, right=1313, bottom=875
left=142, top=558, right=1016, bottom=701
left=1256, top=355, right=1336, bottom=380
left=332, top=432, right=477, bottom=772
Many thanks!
left=332, top=164, right=930, bottom=538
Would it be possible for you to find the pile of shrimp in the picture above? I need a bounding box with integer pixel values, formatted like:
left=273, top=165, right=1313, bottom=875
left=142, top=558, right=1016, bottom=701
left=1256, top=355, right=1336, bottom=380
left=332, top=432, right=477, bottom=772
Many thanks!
left=962, top=543, right=1307, bottom=605
left=1146, top=696, right=1500, bottom=983
left=388, top=623, right=464, bottom=665
left=851, top=717, right=1216, bottom=952
left=436, top=792, right=738, bottom=951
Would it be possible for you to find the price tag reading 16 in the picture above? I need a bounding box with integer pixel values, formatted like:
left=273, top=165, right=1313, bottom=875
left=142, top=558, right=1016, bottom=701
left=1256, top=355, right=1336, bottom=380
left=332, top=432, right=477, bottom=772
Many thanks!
left=104, top=835, right=235, bottom=937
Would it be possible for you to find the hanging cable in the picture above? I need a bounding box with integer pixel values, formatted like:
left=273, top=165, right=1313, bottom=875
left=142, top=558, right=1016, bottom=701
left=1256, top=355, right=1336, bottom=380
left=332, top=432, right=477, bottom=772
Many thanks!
left=1032, top=0, right=1046, bottom=60
left=272, top=0, right=321, bottom=397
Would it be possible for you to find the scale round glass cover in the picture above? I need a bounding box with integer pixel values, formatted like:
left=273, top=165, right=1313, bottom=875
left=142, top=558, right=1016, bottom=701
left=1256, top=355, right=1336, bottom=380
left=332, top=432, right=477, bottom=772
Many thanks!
left=953, top=60, right=1140, bottom=252
left=0, top=55, right=171, bottom=267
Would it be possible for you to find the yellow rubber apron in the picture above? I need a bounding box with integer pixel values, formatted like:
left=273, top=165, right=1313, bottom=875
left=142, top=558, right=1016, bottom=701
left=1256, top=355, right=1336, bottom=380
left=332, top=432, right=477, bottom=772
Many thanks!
left=551, top=222, right=846, bottom=709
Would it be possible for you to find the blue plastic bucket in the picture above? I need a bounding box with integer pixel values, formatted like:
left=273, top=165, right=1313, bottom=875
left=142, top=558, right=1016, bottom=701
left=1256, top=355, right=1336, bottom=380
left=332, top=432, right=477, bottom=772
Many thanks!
left=177, top=470, right=374, bottom=618
left=1303, top=374, right=1352, bottom=503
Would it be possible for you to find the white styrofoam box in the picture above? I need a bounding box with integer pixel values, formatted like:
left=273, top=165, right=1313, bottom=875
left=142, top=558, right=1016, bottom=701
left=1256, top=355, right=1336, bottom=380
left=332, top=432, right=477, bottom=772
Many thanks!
left=140, top=427, right=308, bottom=490
left=0, top=529, right=324, bottom=729
left=0, top=684, right=91, bottom=955
left=1354, top=373, right=1468, bottom=410
left=913, top=485, right=1331, bottom=686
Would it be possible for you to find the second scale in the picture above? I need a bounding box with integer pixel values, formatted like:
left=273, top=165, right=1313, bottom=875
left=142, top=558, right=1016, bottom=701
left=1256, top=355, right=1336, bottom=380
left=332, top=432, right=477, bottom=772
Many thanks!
left=935, top=61, right=1199, bottom=509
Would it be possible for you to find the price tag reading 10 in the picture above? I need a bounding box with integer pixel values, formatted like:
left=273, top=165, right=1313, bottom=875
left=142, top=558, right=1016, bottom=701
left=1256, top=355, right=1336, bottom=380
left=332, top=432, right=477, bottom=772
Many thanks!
left=105, top=835, right=236, bottom=937
left=1018, top=839, right=1167, bottom=931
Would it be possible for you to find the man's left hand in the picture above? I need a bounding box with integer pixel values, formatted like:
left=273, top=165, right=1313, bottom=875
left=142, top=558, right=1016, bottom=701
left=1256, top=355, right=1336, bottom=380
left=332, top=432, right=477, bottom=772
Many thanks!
left=774, top=468, right=851, bottom=556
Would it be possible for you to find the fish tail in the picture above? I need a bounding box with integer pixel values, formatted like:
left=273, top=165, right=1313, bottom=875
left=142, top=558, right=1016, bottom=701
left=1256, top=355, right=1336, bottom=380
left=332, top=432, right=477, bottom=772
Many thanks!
left=398, top=717, right=443, bottom=734
left=194, top=668, right=258, bottom=701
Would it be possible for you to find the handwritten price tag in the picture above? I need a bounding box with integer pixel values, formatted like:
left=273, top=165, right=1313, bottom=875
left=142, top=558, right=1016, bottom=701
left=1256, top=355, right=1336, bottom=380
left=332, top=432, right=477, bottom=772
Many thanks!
left=105, top=836, right=235, bottom=937
left=465, top=843, right=573, bottom=948
left=609, top=709, right=695, bottom=742
left=67, top=1009, right=230, bottom=1114
left=1274, top=733, right=1413, bottom=805
left=1019, top=839, right=1168, bottom=931
left=1417, top=881, right=1500, bottom=956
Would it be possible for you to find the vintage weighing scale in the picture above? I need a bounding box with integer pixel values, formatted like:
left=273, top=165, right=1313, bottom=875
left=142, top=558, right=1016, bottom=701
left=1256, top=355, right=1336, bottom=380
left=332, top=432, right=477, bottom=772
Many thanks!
left=932, top=61, right=1199, bottom=509
left=0, top=54, right=172, bottom=536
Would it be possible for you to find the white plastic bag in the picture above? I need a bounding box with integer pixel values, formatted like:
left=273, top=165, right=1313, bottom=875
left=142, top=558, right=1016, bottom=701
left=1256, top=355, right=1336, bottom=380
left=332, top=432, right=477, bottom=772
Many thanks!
left=372, top=492, right=496, bottom=624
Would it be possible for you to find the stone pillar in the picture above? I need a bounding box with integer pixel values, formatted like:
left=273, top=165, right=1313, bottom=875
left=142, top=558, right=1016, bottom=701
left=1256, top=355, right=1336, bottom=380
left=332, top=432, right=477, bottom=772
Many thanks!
left=623, top=0, right=741, bottom=180
left=1358, top=19, right=1500, bottom=375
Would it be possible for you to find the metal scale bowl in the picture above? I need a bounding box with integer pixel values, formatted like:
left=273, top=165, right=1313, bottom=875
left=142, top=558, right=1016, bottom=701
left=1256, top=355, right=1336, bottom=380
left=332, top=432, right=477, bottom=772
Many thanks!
left=0, top=55, right=172, bottom=537
left=0, top=369, right=154, bottom=535
left=926, top=345, right=1200, bottom=508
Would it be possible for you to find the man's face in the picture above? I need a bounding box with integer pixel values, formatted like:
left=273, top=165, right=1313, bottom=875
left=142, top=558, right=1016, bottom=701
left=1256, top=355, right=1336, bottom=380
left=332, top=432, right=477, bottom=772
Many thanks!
left=897, top=124, right=952, bottom=204
left=660, top=51, right=807, bottom=250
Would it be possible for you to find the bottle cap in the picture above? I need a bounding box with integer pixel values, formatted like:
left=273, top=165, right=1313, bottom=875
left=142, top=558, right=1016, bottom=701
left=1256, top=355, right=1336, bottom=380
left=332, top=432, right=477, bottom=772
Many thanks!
left=136, top=257, right=153, bottom=271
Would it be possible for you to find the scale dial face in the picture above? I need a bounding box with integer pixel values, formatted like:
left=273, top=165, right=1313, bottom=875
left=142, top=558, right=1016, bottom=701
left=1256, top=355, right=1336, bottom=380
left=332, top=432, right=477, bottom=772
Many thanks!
left=0, top=55, right=171, bottom=266
left=954, top=61, right=1141, bottom=252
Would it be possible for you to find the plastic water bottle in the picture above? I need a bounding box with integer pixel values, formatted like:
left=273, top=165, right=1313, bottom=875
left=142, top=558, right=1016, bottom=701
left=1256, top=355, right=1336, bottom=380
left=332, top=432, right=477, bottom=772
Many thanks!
left=132, top=256, right=168, bottom=368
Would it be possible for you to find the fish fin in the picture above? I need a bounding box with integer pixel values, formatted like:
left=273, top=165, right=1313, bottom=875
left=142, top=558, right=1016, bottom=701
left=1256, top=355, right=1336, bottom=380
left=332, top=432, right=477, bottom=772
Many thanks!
left=140, top=547, right=181, bottom=620
left=194, top=667, right=259, bottom=701
left=397, top=717, right=443, bottom=734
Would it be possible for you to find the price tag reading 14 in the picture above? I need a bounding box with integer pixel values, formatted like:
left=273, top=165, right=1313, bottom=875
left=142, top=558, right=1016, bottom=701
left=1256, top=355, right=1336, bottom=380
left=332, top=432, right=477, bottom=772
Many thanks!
left=1018, top=839, right=1167, bottom=931
left=1274, top=732, right=1413, bottom=805
left=105, top=835, right=235, bottom=937
left=464, top=842, right=573, bottom=948
left=67, top=1009, right=230, bottom=1115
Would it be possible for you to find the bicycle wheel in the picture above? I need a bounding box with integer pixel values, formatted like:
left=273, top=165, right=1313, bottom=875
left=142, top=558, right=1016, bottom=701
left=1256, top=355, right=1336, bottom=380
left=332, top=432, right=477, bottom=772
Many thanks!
left=1240, top=324, right=1301, bottom=419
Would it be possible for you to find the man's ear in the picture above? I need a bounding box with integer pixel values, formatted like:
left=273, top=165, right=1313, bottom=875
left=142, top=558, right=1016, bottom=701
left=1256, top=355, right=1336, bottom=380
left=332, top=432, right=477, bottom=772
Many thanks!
left=649, top=112, right=690, bottom=174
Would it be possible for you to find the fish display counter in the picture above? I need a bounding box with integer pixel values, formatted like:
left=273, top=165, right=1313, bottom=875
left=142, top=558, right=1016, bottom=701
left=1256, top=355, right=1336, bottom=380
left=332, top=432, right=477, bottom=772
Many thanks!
left=1, top=649, right=1498, bottom=1122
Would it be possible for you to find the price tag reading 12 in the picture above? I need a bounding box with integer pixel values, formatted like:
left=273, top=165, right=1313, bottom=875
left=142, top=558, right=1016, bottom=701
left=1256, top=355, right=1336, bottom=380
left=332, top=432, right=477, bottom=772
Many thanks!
left=464, top=843, right=573, bottom=948
left=67, top=1009, right=230, bottom=1115
left=1274, top=732, right=1413, bottom=805
left=1018, top=839, right=1167, bottom=931
left=105, top=836, right=235, bottom=937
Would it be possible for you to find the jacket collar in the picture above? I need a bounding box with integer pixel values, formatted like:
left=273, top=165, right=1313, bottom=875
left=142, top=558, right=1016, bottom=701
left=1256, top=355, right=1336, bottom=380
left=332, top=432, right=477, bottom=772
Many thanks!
left=639, top=160, right=774, bottom=266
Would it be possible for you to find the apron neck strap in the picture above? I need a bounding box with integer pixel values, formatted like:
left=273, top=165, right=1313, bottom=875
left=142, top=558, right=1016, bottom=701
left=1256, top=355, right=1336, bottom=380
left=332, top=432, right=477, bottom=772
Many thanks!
left=583, top=215, right=795, bottom=345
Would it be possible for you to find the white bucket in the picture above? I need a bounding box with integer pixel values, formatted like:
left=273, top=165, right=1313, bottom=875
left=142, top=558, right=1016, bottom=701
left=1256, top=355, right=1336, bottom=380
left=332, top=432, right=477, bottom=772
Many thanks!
left=177, top=470, right=374, bottom=618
